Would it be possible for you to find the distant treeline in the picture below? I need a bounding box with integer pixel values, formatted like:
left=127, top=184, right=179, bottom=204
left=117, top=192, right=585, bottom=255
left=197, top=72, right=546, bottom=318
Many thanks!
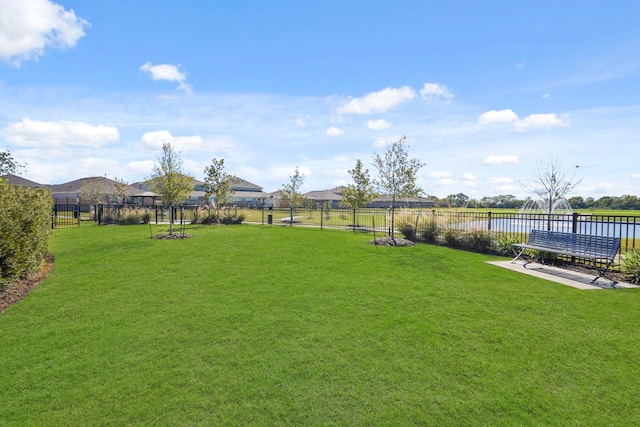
left=430, top=193, right=640, bottom=210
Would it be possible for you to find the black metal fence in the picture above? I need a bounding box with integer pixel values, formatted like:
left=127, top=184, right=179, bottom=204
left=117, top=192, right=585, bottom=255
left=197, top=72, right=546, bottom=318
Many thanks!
left=52, top=203, right=81, bottom=228
left=90, top=204, right=640, bottom=267
left=96, top=204, right=202, bottom=225
left=414, top=210, right=639, bottom=253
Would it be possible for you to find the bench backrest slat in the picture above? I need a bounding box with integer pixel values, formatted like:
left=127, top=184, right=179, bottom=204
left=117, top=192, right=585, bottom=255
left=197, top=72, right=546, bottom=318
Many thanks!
left=527, top=229, right=620, bottom=259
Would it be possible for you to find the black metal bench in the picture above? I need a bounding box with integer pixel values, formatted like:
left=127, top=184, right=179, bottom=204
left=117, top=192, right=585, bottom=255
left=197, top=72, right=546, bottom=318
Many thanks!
left=510, top=229, right=621, bottom=283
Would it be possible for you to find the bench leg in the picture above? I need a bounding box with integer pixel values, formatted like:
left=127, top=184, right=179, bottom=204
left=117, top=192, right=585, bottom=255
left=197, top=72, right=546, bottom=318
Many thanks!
left=510, top=247, right=530, bottom=265
left=590, top=260, right=616, bottom=284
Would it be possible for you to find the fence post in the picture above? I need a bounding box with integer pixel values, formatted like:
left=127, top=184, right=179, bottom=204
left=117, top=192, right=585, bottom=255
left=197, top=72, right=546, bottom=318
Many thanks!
left=320, top=206, right=323, bottom=229
left=572, top=212, right=579, bottom=233
left=353, top=208, right=356, bottom=232
left=487, top=211, right=492, bottom=231
left=290, top=207, right=293, bottom=227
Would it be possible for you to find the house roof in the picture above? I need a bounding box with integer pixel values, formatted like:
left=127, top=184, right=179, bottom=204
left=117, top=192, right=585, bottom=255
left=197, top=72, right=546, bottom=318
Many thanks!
left=1, top=174, right=47, bottom=188
left=50, top=177, right=146, bottom=197
left=305, top=189, right=344, bottom=201
left=233, top=178, right=262, bottom=191
left=232, top=190, right=269, bottom=199
left=197, top=178, right=263, bottom=192
left=373, top=194, right=434, bottom=203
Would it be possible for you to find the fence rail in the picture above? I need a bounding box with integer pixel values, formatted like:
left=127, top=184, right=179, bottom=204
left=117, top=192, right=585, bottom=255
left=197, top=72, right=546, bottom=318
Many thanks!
left=92, top=205, right=640, bottom=248
left=256, top=208, right=639, bottom=251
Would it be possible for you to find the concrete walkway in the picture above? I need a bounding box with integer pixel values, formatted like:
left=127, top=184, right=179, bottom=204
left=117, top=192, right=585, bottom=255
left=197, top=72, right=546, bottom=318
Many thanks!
left=487, top=260, right=640, bottom=290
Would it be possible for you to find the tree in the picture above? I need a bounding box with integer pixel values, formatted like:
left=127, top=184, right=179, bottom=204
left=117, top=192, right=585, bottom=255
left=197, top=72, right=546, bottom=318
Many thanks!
left=280, top=166, right=306, bottom=207
left=568, top=196, right=586, bottom=209
left=203, top=157, right=240, bottom=223
left=372, top=135, right=425, bottom=237
left=446, top=193, right=469, bottom=208
left=79, top=177, right=109, bottom=219
left=146, top=142, right=194, bottom=234
left=341, top=159, right=378, bottom=208
left=113, top=177, right=130, bottom=205
left=521, top=159, right=582, bottom=230
left=0, top=150, right=25, bottom=178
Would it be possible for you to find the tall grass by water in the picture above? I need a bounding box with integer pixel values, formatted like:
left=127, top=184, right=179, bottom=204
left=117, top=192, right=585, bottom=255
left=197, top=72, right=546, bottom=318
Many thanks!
left=1, top=223, right=639, bottom=425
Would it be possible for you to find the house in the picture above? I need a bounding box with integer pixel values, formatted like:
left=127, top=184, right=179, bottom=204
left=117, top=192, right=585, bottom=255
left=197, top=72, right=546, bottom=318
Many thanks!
left=51, top=177, right=147, bottom=204
left=366, top=194, right=435, bottom=208
left=132, top=177, right=269, bottom=207
left=228, top=178, right=270, bottom=207
left=1, top=174, right=48, bottom=188
left=305, top=186, right=346, bottom=208
left=304, top=185, right=436, bottom=209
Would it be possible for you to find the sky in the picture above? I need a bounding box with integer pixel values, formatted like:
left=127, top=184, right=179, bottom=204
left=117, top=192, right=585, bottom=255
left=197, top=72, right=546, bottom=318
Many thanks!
left=1, top=0, right=639, bottom=199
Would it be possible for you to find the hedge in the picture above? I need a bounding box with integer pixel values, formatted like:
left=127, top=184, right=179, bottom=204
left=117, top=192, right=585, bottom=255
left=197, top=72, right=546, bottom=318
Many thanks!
left=0, top=181, right=53, bottom=291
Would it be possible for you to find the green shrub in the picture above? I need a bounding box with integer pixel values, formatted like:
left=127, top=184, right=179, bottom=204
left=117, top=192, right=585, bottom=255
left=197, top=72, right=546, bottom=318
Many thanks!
left=0, top=181, right=53, bottom=290
left=122, top=213, right=142, bottom=225
left=396, top=214, right=419, bottom=241
left=220, top=213, right=245, bottom=225
left=621, top=249, right=640, bottom=284
left=496, top=234, right=521, bottom=255
left=398, top=222, right=416, bottom=241
left=194, top=209, right=245, bottom=225
left=462, top=229, right=492, bottom=252
left=443, top=227, right=464, bottom=248
left=420, top=220, right=439, bottom=244
left=528, top=249, right=558, bottom=263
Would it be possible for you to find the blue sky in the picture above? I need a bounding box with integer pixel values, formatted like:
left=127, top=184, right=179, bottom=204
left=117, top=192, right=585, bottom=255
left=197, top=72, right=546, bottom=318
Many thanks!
left=1, top=0, right=639, bottom=199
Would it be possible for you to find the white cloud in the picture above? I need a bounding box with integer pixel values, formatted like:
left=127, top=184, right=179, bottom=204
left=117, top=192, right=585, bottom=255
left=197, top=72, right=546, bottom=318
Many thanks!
left=337, top=86, right=415, bottom=115
left=420, top=83, right=454, bottom=100
left=0, top=0, right=89, bottom=66
left=326, top=126, right=344, bottom=136
left=513, top=113, right=568, bottom=131
left=322, top=168, right=349, bottom=178
left=295, top=118, right=306, bottom=126
left=489, top=177, right=514, bottom=184
left=483, top=155, right=519, bottom=165
left=478, top=109, right=519, bottom=125
left=372, top=135, right=402, bottom=148
left=2, top=118, right=118, bottom=147
left=478, top=109, right=568, bottom=131
left=437, top=178, right=457, bottom=186
left=462, top=173, right=476, bottom=180
left=429, top=171, right=453, bottom=178
left=542, top=93, right=551, bottom=100
left=271, top=166, right=312, bottom=182
left=497, top=184, right=519, bottom=193
left=74, top=157, right=119, bottom=177
left=138, top=130, right=205, bottom=152
left=367, top=119, right=390, bottom=130
left=632, top=173, right=640, bottom=180
left=140, top=62, right=193, bottom=94
left=126, top=160, right=156, bottom=176
left=332, top=156, right=350, bottom=162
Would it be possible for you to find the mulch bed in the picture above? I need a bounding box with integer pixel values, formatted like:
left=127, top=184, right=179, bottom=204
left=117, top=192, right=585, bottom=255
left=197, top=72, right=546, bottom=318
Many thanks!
left=151, top=233, right=192, bottom=240
left=369, top=237, right=415, bottom=246
left=0, top=254, right=54, bottom=315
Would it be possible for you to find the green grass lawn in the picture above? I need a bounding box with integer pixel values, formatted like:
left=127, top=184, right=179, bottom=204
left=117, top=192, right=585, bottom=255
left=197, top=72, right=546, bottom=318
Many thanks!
left=1, top=223, right=639, bottom=425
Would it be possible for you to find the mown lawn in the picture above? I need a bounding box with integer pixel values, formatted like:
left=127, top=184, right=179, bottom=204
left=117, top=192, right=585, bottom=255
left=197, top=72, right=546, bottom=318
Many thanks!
left=1, top=223, right=639, bottom=425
